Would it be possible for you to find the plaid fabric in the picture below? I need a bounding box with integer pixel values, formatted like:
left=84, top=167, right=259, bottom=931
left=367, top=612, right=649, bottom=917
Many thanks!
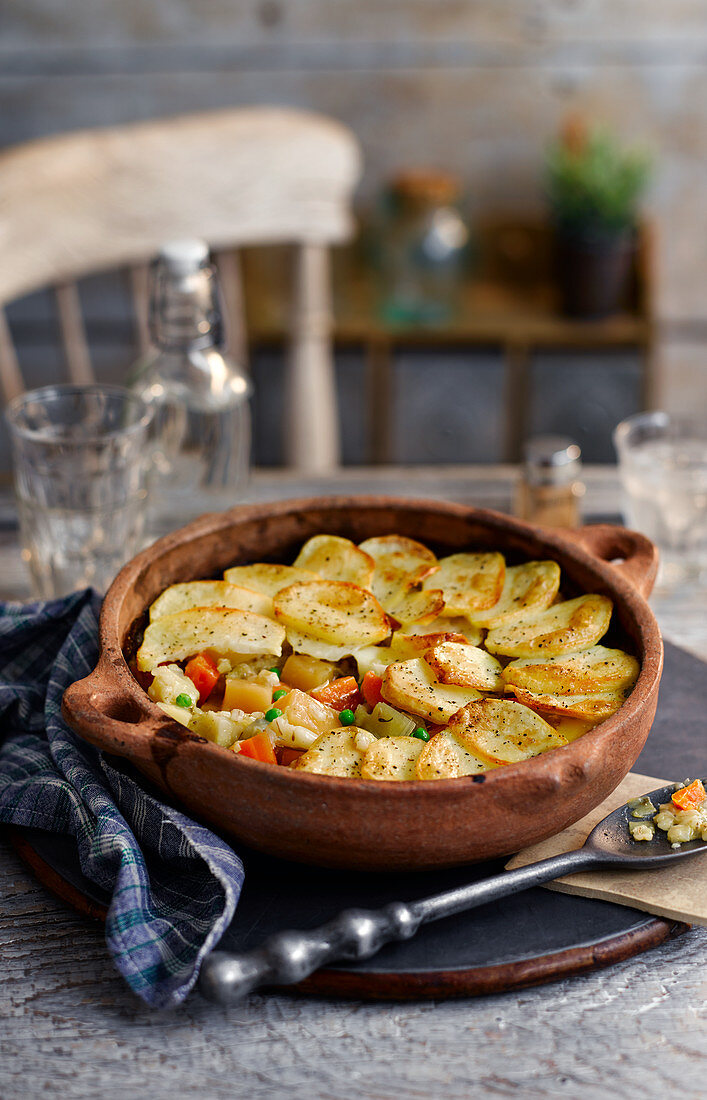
left=0, top=590, right=244, bottom=1008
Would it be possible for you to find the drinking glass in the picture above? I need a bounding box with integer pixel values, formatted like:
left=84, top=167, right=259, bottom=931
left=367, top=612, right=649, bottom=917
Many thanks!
left=6, top=384, right=153, bottom=599
left=613, top=411, right=707, bottom=586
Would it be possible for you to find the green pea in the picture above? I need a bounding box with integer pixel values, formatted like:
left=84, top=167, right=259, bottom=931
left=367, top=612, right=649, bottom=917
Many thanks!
left=265, top=707, right=283, bottom=722
left=175, top=693, right=193, bottom=708
left=339, top=709, right=356, bottom=726
left=412, top=727, right=430, bottom=741
left=268, top=667, right=281, bottom=675
left=272, top=688, right=288, bottom=702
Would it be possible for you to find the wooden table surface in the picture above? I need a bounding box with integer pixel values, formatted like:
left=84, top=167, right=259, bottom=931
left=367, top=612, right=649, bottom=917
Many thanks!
left=2, top=466, right=706, bottom=1100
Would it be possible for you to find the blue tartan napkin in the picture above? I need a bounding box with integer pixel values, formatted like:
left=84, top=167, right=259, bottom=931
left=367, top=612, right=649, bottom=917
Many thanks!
left=0, top=590, right=244, bottom=1008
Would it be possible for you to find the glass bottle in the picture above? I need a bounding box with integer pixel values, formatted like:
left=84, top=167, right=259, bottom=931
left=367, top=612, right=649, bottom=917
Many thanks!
left=515, top=436, right=585, bottom=528
left=128, top=240, right=252, bottom=528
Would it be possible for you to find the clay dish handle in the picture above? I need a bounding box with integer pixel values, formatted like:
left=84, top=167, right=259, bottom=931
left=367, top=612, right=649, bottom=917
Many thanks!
left=561, top=524, right=659, bottom=599
left=62, top=657, right=177, bottom=766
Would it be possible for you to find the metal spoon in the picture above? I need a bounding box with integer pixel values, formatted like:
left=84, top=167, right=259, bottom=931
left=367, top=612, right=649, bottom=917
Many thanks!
left=199, top=780, right=706, bottom=1004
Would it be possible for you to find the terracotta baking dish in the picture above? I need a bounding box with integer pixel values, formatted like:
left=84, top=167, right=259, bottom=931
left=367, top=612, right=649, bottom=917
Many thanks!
left=62, top=497, right=662, bottom=871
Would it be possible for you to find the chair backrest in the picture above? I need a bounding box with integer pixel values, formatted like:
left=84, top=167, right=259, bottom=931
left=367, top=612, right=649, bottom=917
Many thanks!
left=0, top=107, right=361, bottom=470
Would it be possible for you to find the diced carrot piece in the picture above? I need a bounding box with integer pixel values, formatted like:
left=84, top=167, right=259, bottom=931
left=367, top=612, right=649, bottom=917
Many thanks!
left=671, top=779, right=706, bottom=810
left=310, top=676, right=362, bottom=711
left=238, top=729, right=277, bottom=765
left=361, top=671, right=383, bottom=708
left=184, top=651, right=220, bottom=703
left=277, top=747, right=305, bottom=767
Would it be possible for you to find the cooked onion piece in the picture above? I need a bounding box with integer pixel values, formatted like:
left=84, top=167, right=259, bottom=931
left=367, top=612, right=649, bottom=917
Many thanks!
left=425, top=641, right=504, bottom=692
left=149, top=580, right=274, bottom=622
left=465, top=561, right=561, bottom=628
left=274, top=580, right=390, bottom=648
left=137, top=608, right=285, bottom=672
left=387, top=587, right=445, bottom=627
left=358, top=535, right=439, bottom=608
left=381, top=658, right=482, bottom=723
left=415, top=730, right=490, bottom=780
left=223, top=563, right=319, bottom=597
left=425, top=552, right=505, bottom=616
left=293, top=535, right=375, bottom=588
left=361, top=736, right=425, bottom=781
left=502, top=644, right=639, bottom=695
left=508, top=686, right=627, bottom=722
left=485, top=594, right=613, bottom=658
left=447, top=698, right=567, bottom=764
left=292, top=727, right=377, bottom=777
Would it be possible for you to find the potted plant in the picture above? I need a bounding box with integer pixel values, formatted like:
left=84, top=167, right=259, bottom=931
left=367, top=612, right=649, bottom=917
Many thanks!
left=546, top=118, right=650, bottom=319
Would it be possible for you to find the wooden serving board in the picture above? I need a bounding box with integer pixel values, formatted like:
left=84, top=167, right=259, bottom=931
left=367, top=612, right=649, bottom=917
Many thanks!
left=13, top=640, right=705, bottom=1000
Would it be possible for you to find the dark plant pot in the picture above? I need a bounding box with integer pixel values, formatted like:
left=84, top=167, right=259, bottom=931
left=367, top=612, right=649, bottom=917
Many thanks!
left=555, top=227, right=635, bottom=320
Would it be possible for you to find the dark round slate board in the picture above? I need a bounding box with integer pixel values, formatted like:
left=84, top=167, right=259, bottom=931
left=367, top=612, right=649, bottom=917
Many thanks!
left=12, top=639, right=703, bottom=999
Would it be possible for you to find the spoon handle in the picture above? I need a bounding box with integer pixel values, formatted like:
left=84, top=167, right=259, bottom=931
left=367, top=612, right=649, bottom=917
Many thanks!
left=199, top=848, right=599, bottom=1003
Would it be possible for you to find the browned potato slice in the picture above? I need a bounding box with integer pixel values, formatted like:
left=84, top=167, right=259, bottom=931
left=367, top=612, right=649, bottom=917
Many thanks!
left=149, top=580, right=273, bottom=622
left=546, top=715, right=599, bottom=742
left=502, top=645, right=639, bottom=695
left=223, top=563, right=319, bottom=597
left=425, top=552, right=505, bottom=615
left=425, top=642, right=504, bottom=692
left=466, top=561, right=561, bottom=628
left=381, top=658, right=482, bottom=723
left=415, top=731, right=490, bottom=780
left=395, top=616, right=484, bottom=647
left=285, top=628, right=361, bottom=662
left=390, top=630, right=473, bottom=660
left=293, top=535, right=375, bottom=588
left=137, top=608, right=285, bottom=672
left=485, top=595, right=613, bottom=658
left=387, top=588, right=445, bottom=627
left=358, top=535, right=439, bottom=607
left=360, top=736, right=425, bottom=781
left=274, top=580, right=390, bottom=646
left=509, top=686, right=627, bottom=722
left=292, top=727, right=377, bottom=777
left=448, top=698, right=567, bottom=764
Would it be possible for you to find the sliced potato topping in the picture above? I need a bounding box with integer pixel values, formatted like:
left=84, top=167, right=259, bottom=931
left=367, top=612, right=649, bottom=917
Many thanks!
left=361, top=736, right=425, bottom=781
left=465, top=561, right=561, bottom=628
left=293, top=727, right=377, bottom=777
left=137, top=607, right=285, bottom=672
left=426, top=552, right=505, bottom=615
left=415, top=730, right=490, bottom=780
left=149, top=580, right=274, bottom=622
left=274, top=580, right=390, bottom=647
left=395, top=616, right=483, bottom=647
left=387, top=587, right=445, bottom=627
left=545, top=715, right=598, bottom=742
left=381, top=657, right=482, bottom=723
left=508, top=686, right=627, bottom=722
left=485, top=594, right=613, bottom=658
left=447, top=699, right=567, bottom=764
left=425, top=642, right=504, bottom=692
left=358, top=535, right=439, bottom=608
left=285, top=628, right=360, bottom=662
left=293, top=535, right=375, bottom=588
left=502, top=645, right=639, bottom=695
left=390, top=630, right=473, bottom=660
left=223, top=563, right=319, bottom=597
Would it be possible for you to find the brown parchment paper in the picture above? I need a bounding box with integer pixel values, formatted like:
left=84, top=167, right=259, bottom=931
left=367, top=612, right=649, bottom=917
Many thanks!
left=506, top=772, right=707, bottom=928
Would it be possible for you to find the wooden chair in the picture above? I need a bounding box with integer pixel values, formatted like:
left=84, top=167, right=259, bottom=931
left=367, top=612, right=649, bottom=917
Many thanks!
left=0, top=107, right=361, bottom=471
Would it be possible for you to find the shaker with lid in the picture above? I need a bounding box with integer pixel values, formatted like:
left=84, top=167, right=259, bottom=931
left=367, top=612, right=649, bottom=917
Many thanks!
left=515, top=435, right=585, bottom=528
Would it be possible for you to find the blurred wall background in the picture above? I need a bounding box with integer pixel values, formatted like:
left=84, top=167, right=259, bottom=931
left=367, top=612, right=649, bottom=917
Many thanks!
left=2, top=1, right=706, bottom=466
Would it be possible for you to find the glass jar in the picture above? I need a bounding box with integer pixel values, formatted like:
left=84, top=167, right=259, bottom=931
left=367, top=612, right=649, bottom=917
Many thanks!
left=377, top=170, right=470, bottom=324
